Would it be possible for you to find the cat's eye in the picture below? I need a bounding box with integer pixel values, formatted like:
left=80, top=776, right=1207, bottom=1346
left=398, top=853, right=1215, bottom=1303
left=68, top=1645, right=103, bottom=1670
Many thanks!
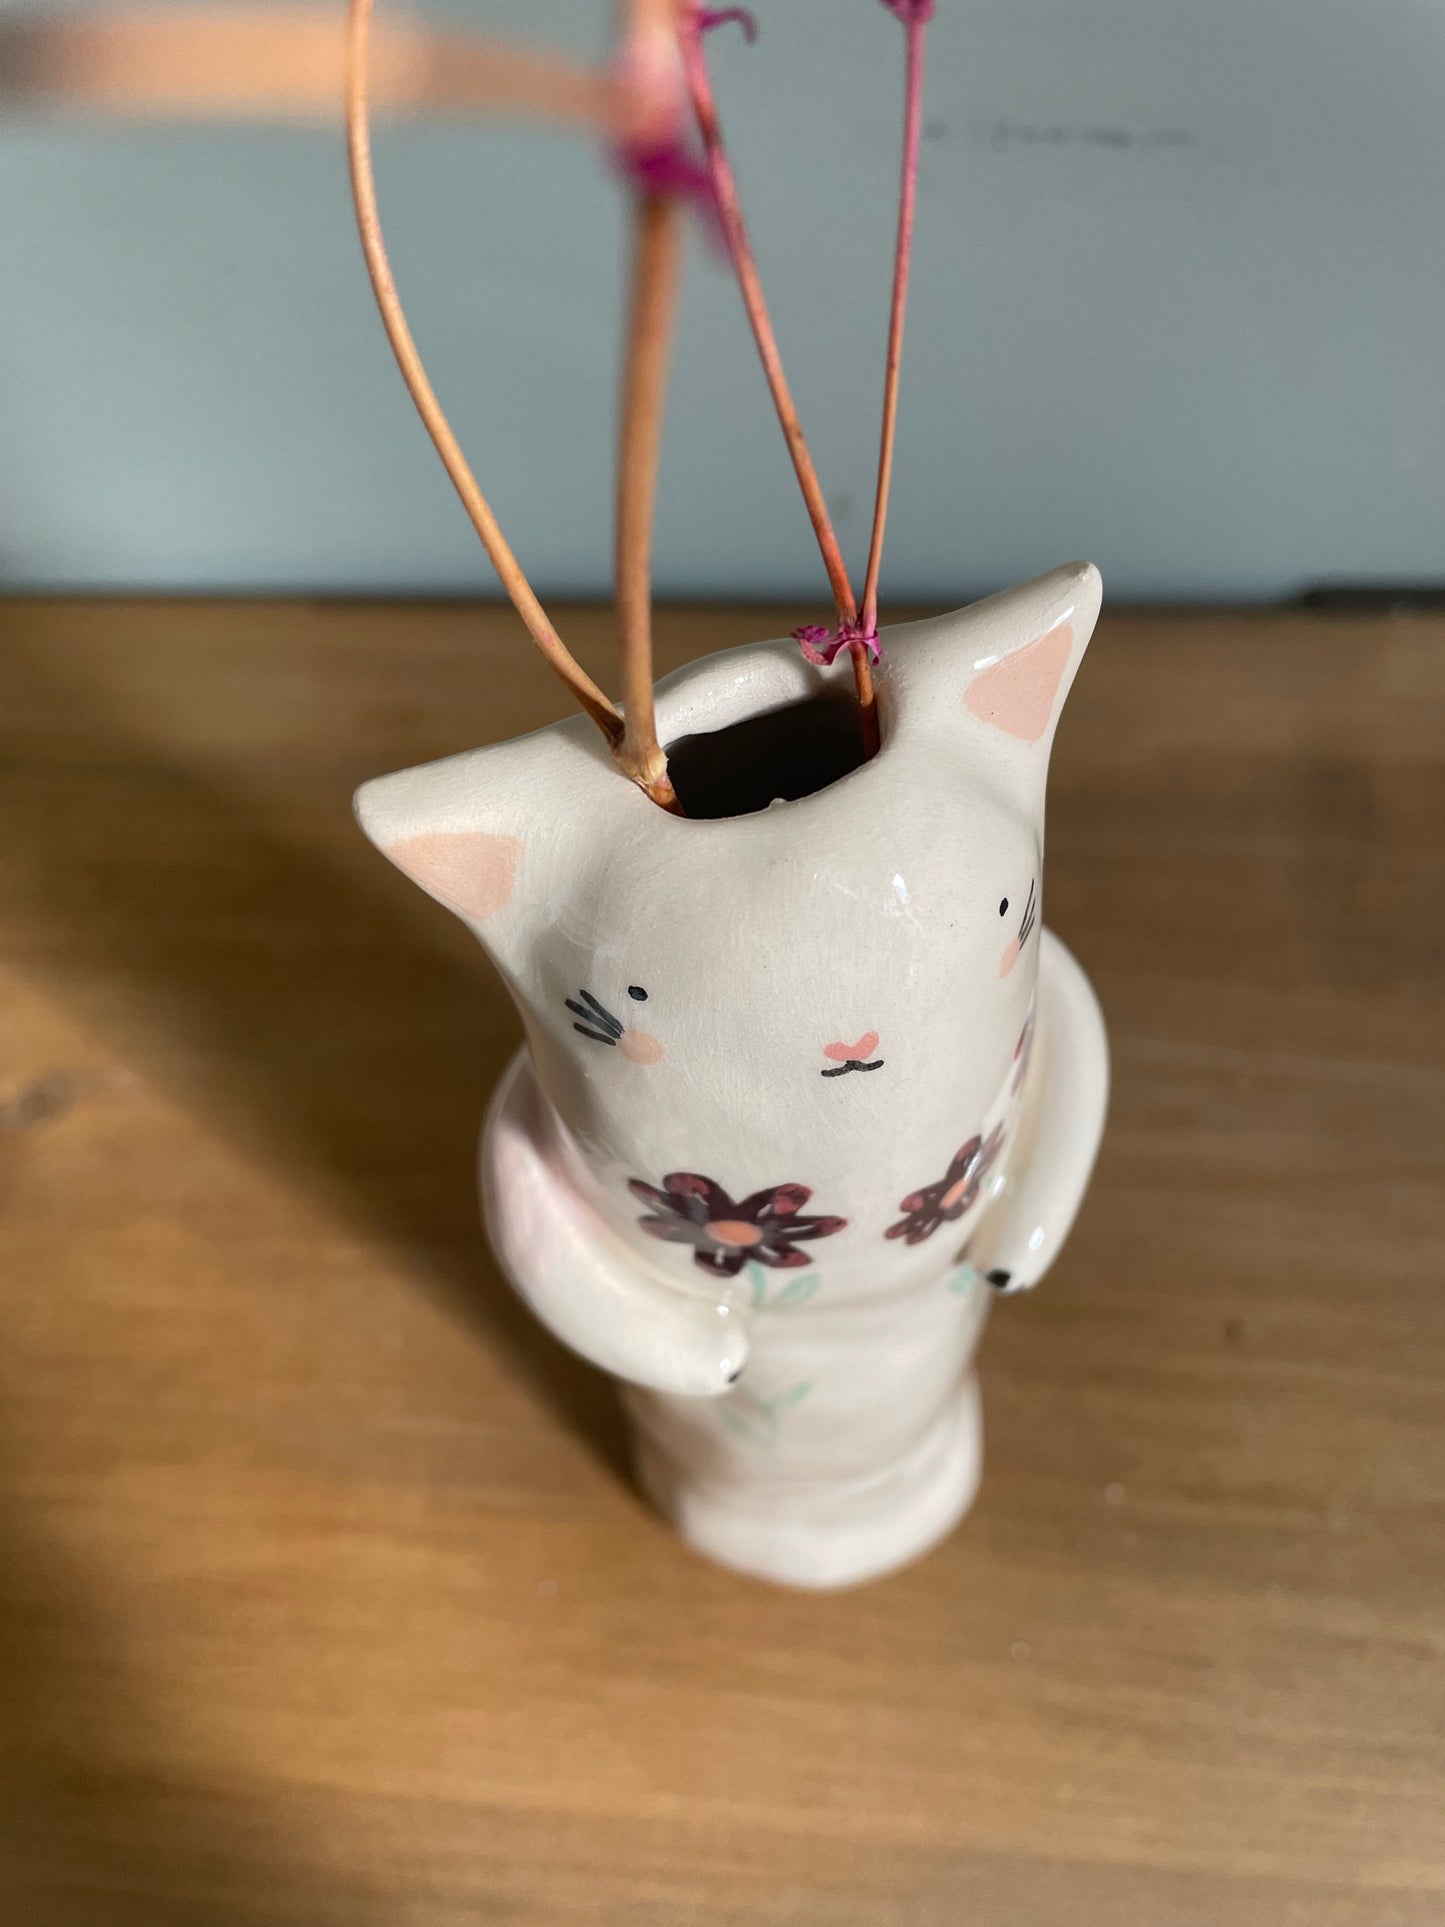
left=628, top=985, right=648, bottom=1002
left=998, top=897, right=1009, bottom=917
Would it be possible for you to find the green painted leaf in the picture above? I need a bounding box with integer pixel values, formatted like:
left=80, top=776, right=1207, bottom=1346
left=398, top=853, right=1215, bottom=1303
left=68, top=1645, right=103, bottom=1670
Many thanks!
left=772, top=1379, right=813, bottom=1410
left=720, top=1395, right=776, bottom=1446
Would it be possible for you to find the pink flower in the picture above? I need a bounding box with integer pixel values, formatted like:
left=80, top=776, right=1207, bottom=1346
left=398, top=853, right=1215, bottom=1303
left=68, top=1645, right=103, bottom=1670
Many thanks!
left=612, top=12, right=720, bottom=224
left=879, top=0, right=936, bottom=21
left=791, top=618, right=883, bottom=667
left=615, top=136, right=717, bottom=209
left=694, top=6, right=758, bottom=40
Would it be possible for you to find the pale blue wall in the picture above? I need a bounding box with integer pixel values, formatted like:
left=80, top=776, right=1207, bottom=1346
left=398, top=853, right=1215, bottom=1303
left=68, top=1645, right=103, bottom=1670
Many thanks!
left=1, top=0, right=1442, bottom=600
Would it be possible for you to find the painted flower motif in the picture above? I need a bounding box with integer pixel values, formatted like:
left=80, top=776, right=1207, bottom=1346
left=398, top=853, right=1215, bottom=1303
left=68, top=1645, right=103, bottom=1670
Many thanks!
left=628, top=1173, right=847, bottom=1277
left=885, top=1123, right=1006, bottom=1246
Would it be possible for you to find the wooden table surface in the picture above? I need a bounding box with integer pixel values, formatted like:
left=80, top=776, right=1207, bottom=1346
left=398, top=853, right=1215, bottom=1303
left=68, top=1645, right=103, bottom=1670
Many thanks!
left=0, top=596, right=1441, bottom=1927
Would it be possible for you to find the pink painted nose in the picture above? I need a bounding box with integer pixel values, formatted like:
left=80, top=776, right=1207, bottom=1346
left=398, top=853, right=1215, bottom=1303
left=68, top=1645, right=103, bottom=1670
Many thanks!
left=823, top=1031, right=880, bottom=1063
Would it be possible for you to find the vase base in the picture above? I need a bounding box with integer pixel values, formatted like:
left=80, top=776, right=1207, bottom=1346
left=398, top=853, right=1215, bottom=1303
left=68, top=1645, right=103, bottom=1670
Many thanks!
left=627, top=1373, right=983, bottom=1591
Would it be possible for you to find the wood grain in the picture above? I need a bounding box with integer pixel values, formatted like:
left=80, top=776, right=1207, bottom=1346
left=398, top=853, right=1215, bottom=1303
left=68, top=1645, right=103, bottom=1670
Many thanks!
left=0, top=596, right=1441, bottom=1927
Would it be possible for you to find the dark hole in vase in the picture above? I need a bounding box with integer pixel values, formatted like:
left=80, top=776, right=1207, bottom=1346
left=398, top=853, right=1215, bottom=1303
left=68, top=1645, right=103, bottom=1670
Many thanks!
left=666, top=691, right=869, bottom=821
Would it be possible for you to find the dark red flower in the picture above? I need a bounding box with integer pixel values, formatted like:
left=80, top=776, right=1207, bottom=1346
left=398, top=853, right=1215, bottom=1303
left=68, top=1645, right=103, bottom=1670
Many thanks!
left=629, top=1172, right=847, bottom=1277
left=885, top=1123, right=1005, bottom=1246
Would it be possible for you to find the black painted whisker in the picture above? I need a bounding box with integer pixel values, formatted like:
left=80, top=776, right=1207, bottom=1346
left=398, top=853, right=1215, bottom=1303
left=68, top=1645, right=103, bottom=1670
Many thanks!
left=1017, top=878, right=1038, bottom=945
left=572, top=1024, right=618, bottom=1045
left=567, top=993, right=623, bottom=1037
left=577, top=989, right=624, bottom=1034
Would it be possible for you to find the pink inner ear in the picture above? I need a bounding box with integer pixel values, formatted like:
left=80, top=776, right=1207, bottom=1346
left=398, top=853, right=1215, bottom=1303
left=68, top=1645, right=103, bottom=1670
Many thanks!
left=384, top=830, right=520, bottom=920
left=964, top=621, right=1074, bottom=743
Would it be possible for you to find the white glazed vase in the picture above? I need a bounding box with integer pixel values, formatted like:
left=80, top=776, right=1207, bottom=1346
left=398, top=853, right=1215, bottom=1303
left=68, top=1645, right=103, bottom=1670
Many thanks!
left=357, top=564, right=1110, bottom=1589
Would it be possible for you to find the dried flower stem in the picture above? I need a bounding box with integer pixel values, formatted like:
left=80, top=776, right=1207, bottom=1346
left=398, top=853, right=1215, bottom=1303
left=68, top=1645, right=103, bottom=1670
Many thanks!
left=860, top=5, right=929, bottom=639
left=345, top=0, right=623, bottom=747
left=678, top=27, right=850, bottom=620
left=615, top=188, right=684, bottom=811
left=852, top=641, right=880, bottom=758
left=4, top=6, right=645, bottom=132
left=678, top=5, right=877, bottom=754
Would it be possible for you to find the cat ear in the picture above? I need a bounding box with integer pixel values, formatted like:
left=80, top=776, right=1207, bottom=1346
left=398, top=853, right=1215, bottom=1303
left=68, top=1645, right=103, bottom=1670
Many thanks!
left=354, top=717, right=625, bottom=974
left=887, top=562, right=1101, bottom=784
left=963, top=610, right=1080, bottom=745
left=371, top=826, right=522, bottom=921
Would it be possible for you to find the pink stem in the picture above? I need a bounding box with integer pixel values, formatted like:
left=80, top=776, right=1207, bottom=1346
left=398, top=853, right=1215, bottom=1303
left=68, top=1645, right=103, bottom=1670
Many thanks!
left=860, top=10, right=927, bottom=638
left=677, top=10, right=856, bottom=628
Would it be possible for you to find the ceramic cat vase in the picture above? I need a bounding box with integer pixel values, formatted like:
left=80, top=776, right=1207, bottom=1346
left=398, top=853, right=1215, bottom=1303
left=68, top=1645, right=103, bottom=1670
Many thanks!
left=356, top=562, right=1109, bottom=1588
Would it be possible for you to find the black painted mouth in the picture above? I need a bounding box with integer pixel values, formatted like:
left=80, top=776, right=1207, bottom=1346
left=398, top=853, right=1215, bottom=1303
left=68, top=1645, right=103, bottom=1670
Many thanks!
left=820, top=1057, right=885, bottom=1078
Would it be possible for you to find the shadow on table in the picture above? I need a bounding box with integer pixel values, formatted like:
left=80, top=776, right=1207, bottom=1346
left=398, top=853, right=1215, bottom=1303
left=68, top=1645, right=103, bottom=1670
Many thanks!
left=0, top=625, right=631, bottom=1480
left=0, top=1449, right=402, bottom=1927
left=0, top=620, right=637, bottom=1915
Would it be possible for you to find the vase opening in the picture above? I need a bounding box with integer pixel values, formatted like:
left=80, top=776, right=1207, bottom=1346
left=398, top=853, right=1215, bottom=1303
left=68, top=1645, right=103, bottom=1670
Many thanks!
left=665, top=690, right=870, bottom=821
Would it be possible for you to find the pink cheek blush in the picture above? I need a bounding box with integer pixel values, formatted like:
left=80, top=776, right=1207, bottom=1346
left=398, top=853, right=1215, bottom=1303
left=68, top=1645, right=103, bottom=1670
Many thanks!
left=620, top=1030, right=665, bottom=1066
left=998, top=936, right=1021, bottom=979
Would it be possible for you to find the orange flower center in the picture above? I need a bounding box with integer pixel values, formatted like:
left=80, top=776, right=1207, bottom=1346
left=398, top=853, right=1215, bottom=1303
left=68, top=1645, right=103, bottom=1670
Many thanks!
left=940, top=1176, right=971, bottom=1211
left=707, top=1218, right=763, bottom=1248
